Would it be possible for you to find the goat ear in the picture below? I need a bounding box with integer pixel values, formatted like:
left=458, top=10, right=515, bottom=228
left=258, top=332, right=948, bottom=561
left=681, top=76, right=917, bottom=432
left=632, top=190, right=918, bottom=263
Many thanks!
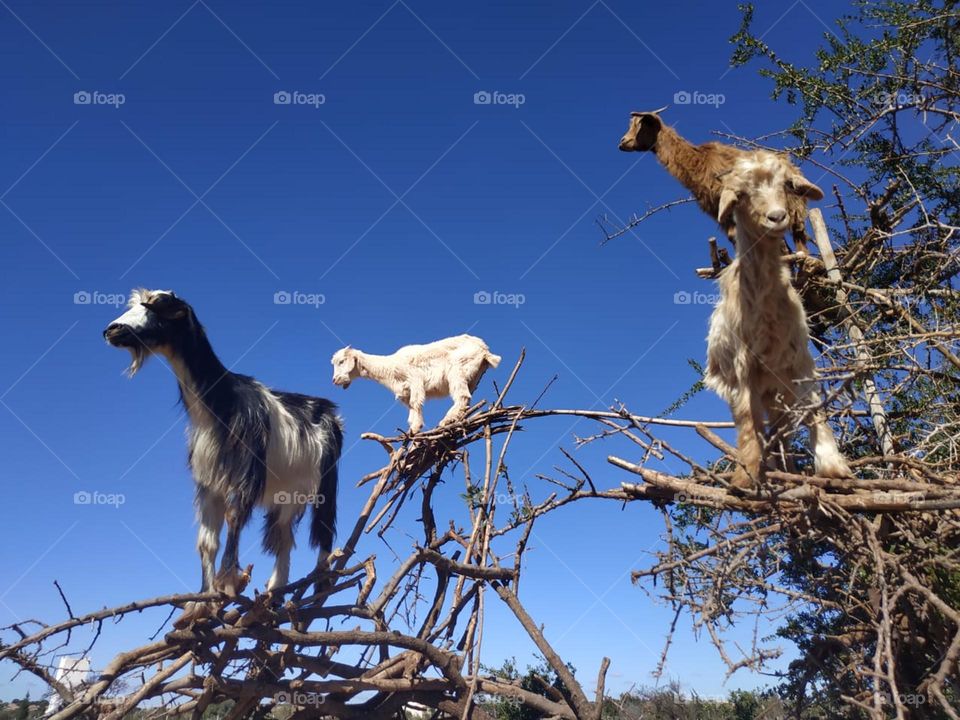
left=717, top=188, right=738, bottom=224
left=788, top=175, right=824, bottom=201
left=630, top=113, right=663, bottom=151
left=143, top=294, right=189, bottom=320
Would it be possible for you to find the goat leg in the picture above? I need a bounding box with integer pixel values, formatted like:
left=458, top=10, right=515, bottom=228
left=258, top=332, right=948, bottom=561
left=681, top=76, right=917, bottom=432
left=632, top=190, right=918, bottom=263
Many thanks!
left=731, top=390, right=765, bottom=489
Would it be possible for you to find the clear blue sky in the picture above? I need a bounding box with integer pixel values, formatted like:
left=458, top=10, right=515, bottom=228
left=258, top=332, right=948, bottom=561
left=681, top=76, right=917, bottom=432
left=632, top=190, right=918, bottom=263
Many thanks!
left=0, top=0, right=848, bottom=702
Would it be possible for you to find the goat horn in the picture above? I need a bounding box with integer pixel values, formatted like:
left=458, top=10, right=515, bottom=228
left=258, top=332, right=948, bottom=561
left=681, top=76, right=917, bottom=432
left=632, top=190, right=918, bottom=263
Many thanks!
left=630, top=105, right=669, bottom=116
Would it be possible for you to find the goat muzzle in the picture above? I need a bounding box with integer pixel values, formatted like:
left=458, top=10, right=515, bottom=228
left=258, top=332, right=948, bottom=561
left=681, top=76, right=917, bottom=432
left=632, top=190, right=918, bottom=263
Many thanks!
left=103, top=323, right=134, bottom=345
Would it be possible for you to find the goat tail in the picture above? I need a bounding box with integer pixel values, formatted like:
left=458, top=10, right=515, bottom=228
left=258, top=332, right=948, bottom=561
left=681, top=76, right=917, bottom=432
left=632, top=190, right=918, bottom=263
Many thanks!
left=485, top=352, right=502, bottom=369
left=310, top=412, right=343, bottom=553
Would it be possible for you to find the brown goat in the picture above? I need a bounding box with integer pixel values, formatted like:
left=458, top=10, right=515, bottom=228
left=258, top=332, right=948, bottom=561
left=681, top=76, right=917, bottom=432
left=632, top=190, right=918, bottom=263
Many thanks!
left=618, top=109, right=812, bottom=254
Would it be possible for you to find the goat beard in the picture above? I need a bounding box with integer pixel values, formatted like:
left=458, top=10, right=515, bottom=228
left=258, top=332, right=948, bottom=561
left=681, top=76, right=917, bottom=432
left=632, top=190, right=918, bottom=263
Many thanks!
left=125, top=345, right=148, bottom=377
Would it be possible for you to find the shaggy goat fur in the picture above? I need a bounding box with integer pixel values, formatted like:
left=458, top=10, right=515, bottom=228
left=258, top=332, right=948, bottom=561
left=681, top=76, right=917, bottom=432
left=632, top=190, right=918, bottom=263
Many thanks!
left=618, top=109, right=812, bottom=254
left=331, top=335, right=501, bottom=434
left=104, top=290, right=343, bottom=596
left=704, top=153, right=850, bottom=488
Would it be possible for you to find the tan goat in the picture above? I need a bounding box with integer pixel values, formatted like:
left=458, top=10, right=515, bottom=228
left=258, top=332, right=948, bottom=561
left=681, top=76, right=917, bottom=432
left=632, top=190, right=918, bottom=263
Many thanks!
left=618, top=108, right=812, bottom=255
left=705, top=151, right=851, bottom=488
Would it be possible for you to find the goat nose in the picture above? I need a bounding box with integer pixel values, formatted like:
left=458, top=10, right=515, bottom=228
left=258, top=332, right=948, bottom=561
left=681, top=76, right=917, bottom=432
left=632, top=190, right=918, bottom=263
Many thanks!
left=767, top=209, right=787, bottom=223
left=103, top=322, right=121, bottom=339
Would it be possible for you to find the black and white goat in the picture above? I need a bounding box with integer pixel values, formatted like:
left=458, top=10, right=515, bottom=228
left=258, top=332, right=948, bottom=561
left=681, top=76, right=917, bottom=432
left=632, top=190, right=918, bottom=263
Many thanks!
left=104, top=289, right=342, bottom=598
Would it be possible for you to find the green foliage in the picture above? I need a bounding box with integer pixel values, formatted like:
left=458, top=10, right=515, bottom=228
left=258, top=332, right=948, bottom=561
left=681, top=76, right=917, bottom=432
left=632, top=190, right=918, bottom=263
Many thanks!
left=477, top=661, right=791, bottom=720
left=732, top=0, right=960, bottom=222
left=202, top=700, right=236, bottom=719
left=479, top=656, right=577, bottom=719
left=0, top=696, right=46, bottom=720
left=655, top=359, right=706, bottom=419
left=600, top=684, right=786, bottom=719
left=13, top=698, right=28, bottom=720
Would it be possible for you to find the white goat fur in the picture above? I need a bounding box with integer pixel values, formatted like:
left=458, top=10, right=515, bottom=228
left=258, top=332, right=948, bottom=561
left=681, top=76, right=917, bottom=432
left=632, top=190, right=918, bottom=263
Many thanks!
left=332, top=335, right=501, bottom=433
left=705, top=152, right=850, bottom=487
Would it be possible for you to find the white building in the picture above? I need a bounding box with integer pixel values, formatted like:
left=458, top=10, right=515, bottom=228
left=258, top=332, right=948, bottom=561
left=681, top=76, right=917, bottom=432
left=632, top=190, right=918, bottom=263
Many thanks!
left=43, top=655, right=92, bottom=717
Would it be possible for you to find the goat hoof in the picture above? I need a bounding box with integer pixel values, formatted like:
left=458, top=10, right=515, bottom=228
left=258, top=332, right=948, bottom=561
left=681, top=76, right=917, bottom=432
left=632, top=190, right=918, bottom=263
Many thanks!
left=174, top=600, right=214, bottom=628
left=262, top=590, right=285, bottom=608
left=817, top=462, right=853, bottom=480
left=313, top=573, right=334, bottom=594
left=730, top=468, right=757, bottom=491
left=215, top=568, right=243, bottom=597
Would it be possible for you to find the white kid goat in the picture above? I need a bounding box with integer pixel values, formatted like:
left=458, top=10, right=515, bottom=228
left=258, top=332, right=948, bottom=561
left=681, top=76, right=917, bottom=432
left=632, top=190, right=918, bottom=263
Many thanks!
left=331, top=335, right=501, bottom=434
